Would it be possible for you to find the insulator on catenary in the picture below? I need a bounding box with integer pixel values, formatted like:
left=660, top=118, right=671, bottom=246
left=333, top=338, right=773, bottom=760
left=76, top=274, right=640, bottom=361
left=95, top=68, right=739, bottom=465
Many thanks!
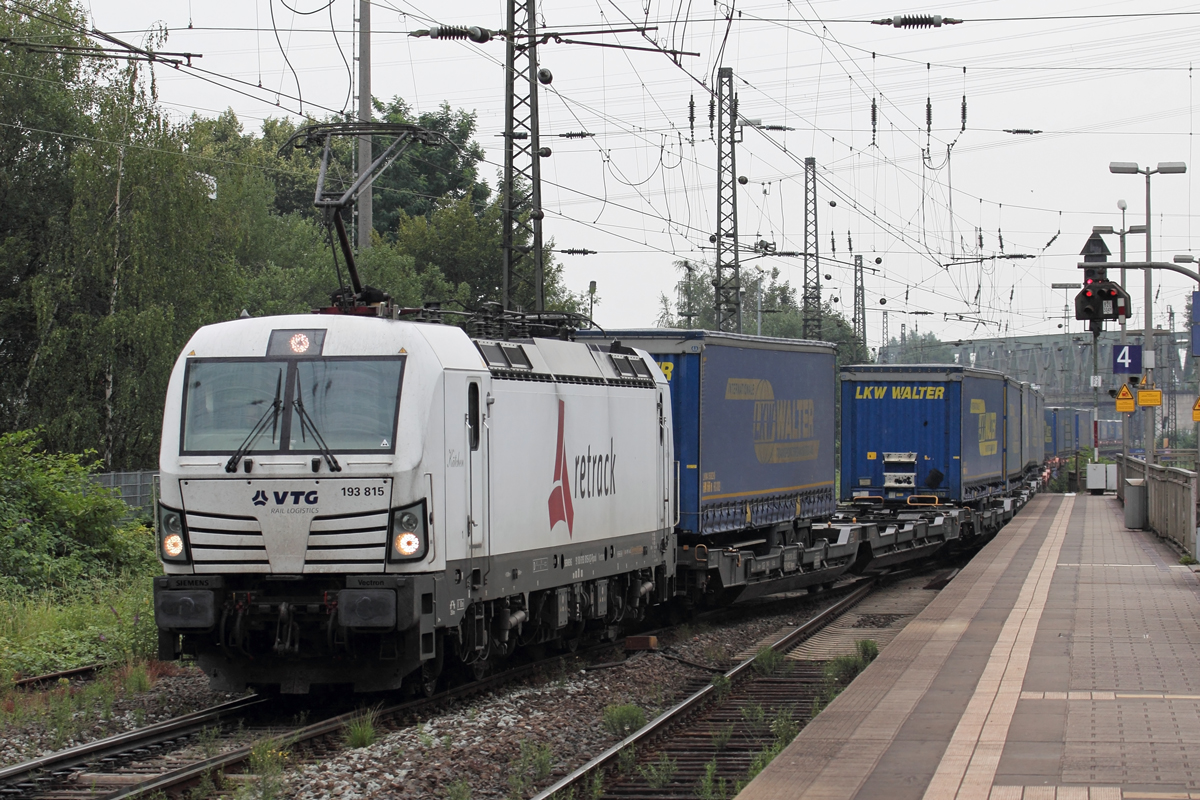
left=689, top=95, right=695, bottom=142
left=961, top=96, right=967, bottom=132
left=427, top=25, right=492, bottom=43
left=871, top=97, right=878, bottom=145
left=926, top=97, right=932, bottom=136
left=872, top=14, right=962, bottom=28
left=830, top=231, right=836, bottom=255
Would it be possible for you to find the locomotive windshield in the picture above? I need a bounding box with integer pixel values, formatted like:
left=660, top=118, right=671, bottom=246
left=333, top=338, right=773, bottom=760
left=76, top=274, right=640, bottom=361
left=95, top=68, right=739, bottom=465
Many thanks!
left=181, top=357, right=404, bottom=454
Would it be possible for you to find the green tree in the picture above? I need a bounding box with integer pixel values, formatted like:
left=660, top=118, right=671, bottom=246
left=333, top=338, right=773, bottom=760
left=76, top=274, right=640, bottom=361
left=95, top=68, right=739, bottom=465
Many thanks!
left=373, top=98, right=491, bottom=231
left=0, top=1, right=95, bottom=433
left=881, top=329, right=956, bottom=364
left=658, top=260, right=869, bottom=364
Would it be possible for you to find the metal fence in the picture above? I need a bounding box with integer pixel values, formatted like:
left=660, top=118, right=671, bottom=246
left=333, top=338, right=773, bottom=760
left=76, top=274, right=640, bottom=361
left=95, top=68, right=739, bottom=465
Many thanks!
left=93, top=470, right=158, bottom=516
left=1116, top=455, right=1198, bottom=556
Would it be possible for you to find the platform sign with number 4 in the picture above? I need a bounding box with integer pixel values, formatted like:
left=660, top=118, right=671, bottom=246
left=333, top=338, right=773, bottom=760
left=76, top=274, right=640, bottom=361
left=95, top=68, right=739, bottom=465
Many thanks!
left=1113, top=344, right=1141, bottom=374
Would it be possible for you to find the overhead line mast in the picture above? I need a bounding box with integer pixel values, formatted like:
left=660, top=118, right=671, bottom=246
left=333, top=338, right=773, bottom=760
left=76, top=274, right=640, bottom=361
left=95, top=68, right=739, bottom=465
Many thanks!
left=713, top=66, right=741, bottom=333
left=502, top=0, right=546, bottom=312
left=356, top=0, right=372, bottom=252
left=803, top=157, right=821, bottom=340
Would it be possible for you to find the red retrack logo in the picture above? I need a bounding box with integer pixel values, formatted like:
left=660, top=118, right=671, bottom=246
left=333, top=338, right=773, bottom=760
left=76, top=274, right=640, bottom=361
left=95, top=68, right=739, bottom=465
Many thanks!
left=548, top=399, right=574, bottom=535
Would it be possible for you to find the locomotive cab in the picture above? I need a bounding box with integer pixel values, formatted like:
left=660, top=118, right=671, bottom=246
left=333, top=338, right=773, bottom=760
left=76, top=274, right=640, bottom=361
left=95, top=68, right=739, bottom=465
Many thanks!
left=153, top=313, right=675, bottom=694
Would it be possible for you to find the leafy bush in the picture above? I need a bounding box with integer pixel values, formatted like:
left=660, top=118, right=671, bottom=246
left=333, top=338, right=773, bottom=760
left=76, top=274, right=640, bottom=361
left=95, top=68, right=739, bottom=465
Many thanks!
left=602, top=703, right=646, bottom=737
left=0, top=430, right=156, bottom=589
left=0, top=577, right=156, bottom=675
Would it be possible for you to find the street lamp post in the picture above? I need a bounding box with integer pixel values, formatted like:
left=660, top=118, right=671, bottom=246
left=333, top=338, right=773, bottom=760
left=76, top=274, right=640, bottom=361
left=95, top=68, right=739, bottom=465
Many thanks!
left=1109, top=161, right=1186, bottom=484
left=1093, top=211, right=1147, bottom=468
left=1170, top=254, right=1200, bottom=465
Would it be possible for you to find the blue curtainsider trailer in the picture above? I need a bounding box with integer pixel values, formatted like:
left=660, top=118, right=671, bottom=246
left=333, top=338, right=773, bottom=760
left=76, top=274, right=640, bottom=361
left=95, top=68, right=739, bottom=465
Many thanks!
left=578, top=329, right=850, bottom=602
left=579, top=329, right=837, bottom=533
left=1044, top=407, right=1076, bottom=459
left=840, top=364, right=1009, bottom=505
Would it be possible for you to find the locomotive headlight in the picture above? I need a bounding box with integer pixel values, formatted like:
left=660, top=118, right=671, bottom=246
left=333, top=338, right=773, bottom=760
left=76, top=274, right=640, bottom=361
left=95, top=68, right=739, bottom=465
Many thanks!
left=388, top=500, right=428, bottom=562
left=394, top=531, right=421, bottom=557
left=157, top=503, right=191, bottom=564
left=163, top=533, right=185, bottom=558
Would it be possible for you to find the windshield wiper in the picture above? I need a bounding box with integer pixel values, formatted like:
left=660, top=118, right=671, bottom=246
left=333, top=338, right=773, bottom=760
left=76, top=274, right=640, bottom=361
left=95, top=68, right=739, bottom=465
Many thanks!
left=225, top=370, right=283, bottom=473
left=293, top=380, right=342, bottom=472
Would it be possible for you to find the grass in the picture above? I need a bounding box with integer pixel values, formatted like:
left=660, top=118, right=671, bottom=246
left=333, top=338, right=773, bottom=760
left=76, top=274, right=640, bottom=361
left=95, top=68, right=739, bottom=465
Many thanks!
left=0, top=573, right=157, bottom=678
left=751, top=646, right=786, bottom=676
left=1, top=661, right=176, bottom=750
left=601, top=703, right=646, bottom=737
left=710, top=673, right=731, bottom=702
left=507, top=740, right=554, bottom=797
left=234, top=738, right=289, bottom=800
left=446, top=777, right=472, bottom=800
left=1180, top=554, right=1198, bottom=566
left=636, top=752, right=677, bottom=789
left=344, top=706, right=380, bottom=749
left=696, top=759, right=729, bottom=800
left=812, top=639, right=880, bottom=716
left=711, top=722, right=735, bottom=750
left=617, top=744, right=638, bottom=775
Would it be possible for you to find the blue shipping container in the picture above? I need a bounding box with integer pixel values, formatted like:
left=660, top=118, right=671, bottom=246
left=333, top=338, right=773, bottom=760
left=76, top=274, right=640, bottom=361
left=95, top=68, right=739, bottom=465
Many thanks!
left=840, top=364, right=1008, bottom=504
left=577, top=330, right=837, bottom=536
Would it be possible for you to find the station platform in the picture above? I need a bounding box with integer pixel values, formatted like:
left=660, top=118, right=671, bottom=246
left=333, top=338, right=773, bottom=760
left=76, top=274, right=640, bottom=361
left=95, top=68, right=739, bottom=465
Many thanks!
left=740, top=493, right=1200, bottom=800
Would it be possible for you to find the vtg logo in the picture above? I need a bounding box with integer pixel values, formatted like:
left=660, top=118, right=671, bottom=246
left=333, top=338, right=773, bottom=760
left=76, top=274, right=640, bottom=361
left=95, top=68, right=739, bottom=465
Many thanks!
left=251, top=489, right=319, bottom=506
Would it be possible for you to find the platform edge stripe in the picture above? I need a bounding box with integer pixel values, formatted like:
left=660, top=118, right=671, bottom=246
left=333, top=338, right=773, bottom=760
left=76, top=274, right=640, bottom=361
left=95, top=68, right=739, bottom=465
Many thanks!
left=734, top=494, right=1062, bottom=800
left=921, top=496, right=1075, bottom=800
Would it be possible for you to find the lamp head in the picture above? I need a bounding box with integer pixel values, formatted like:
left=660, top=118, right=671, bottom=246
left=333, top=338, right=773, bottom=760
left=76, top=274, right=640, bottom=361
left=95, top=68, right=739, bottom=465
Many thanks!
left=1109, top=162, right=1140, bottom=174
left=1157, top=161, right=1187, bottom=174
left=1117, top=199, right=1127, bottom=211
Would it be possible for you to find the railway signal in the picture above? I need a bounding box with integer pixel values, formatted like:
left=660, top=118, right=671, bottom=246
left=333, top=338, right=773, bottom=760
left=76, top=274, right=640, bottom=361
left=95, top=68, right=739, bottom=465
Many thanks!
left=1075, top=231, right=1131, bottom=326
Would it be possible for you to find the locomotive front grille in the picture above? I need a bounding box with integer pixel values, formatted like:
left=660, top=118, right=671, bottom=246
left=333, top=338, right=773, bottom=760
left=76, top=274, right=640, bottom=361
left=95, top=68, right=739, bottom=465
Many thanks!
left=304, top=509, right=390, bottom=573
left=186, top=511, right=268, bottom=573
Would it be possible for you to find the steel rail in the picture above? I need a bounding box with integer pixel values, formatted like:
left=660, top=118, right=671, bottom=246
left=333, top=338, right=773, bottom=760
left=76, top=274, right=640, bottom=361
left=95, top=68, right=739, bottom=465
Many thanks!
left=529, top=578, right=877, bottom=800
left=0, top=694, right=266, bottom=792
left=11, top=663, right=106, bottom=690
left=108, top=642, right=622, bottom=799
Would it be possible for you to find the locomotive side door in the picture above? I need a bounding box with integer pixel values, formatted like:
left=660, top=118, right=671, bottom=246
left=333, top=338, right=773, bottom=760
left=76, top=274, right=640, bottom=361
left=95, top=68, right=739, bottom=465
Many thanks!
left=658, top=389, right=670, bottom=530
left=443, top=373, right=489, bottom=577
left=465, top=378, right=489, bottom=585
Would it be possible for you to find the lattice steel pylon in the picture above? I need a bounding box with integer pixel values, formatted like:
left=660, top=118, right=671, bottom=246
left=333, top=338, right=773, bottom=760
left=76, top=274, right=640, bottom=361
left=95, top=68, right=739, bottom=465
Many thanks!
left=501, top=0, right=544, bottom=312
left=881, top=310, right=889, bottom=363
left=713, top=66, right=741, bottom=333
left=853, top=254, right=866, bottom=347
left=802, top=157, right=821, bottom=339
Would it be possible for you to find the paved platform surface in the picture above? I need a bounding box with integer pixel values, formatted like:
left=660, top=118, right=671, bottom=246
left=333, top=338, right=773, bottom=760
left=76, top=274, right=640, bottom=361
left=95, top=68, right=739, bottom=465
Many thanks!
left=739, top=493, right=1200, bottom=800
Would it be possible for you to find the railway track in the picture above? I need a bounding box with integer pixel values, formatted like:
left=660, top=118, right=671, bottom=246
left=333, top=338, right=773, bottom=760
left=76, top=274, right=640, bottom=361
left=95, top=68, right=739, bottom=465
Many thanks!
left=533, top=571, right=946, bottom=800
left=0, top=635, right=644, bottom=800
left=0, top=568, right=949, bottom=800
left=10, top=665, right=106, bottom=692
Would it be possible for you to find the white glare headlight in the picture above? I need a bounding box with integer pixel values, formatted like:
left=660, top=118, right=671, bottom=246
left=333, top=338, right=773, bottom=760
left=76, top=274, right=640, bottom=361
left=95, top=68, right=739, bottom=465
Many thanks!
left=389, top=501, right=428, bottom=562
left=394, top=532, right=421, bottom=557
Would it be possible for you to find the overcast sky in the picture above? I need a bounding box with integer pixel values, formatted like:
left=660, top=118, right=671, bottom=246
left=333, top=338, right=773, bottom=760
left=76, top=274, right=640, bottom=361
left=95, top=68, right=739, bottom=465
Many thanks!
left=82, top=0, right=1200, bottom=350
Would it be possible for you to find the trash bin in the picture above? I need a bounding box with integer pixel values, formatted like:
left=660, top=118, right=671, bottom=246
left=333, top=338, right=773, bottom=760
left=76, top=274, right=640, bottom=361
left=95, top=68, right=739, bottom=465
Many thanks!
left=1124, top=478, right=1147, bottom=529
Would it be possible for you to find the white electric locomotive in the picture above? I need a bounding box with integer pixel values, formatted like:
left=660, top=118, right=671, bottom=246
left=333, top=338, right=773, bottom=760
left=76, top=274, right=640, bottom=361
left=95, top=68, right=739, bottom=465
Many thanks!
left=153, top=313, right=674, bottom=694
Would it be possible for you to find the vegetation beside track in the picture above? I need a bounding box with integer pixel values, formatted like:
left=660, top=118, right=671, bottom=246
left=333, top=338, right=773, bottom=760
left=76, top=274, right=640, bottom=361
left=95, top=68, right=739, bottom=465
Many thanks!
left=1, top=429, right=158, bottom=680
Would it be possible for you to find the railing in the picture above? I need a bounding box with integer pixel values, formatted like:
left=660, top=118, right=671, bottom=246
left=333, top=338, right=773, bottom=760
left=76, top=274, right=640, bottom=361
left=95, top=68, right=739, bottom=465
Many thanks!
left=1115, top=455, right=1197, bottom=556
left=93, top=470, right=159, bottom=516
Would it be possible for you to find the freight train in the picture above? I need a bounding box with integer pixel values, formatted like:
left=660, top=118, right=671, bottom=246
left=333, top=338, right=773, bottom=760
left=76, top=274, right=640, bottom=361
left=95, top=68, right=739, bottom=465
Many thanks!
left=154, top=315, right=1043, bottom=695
